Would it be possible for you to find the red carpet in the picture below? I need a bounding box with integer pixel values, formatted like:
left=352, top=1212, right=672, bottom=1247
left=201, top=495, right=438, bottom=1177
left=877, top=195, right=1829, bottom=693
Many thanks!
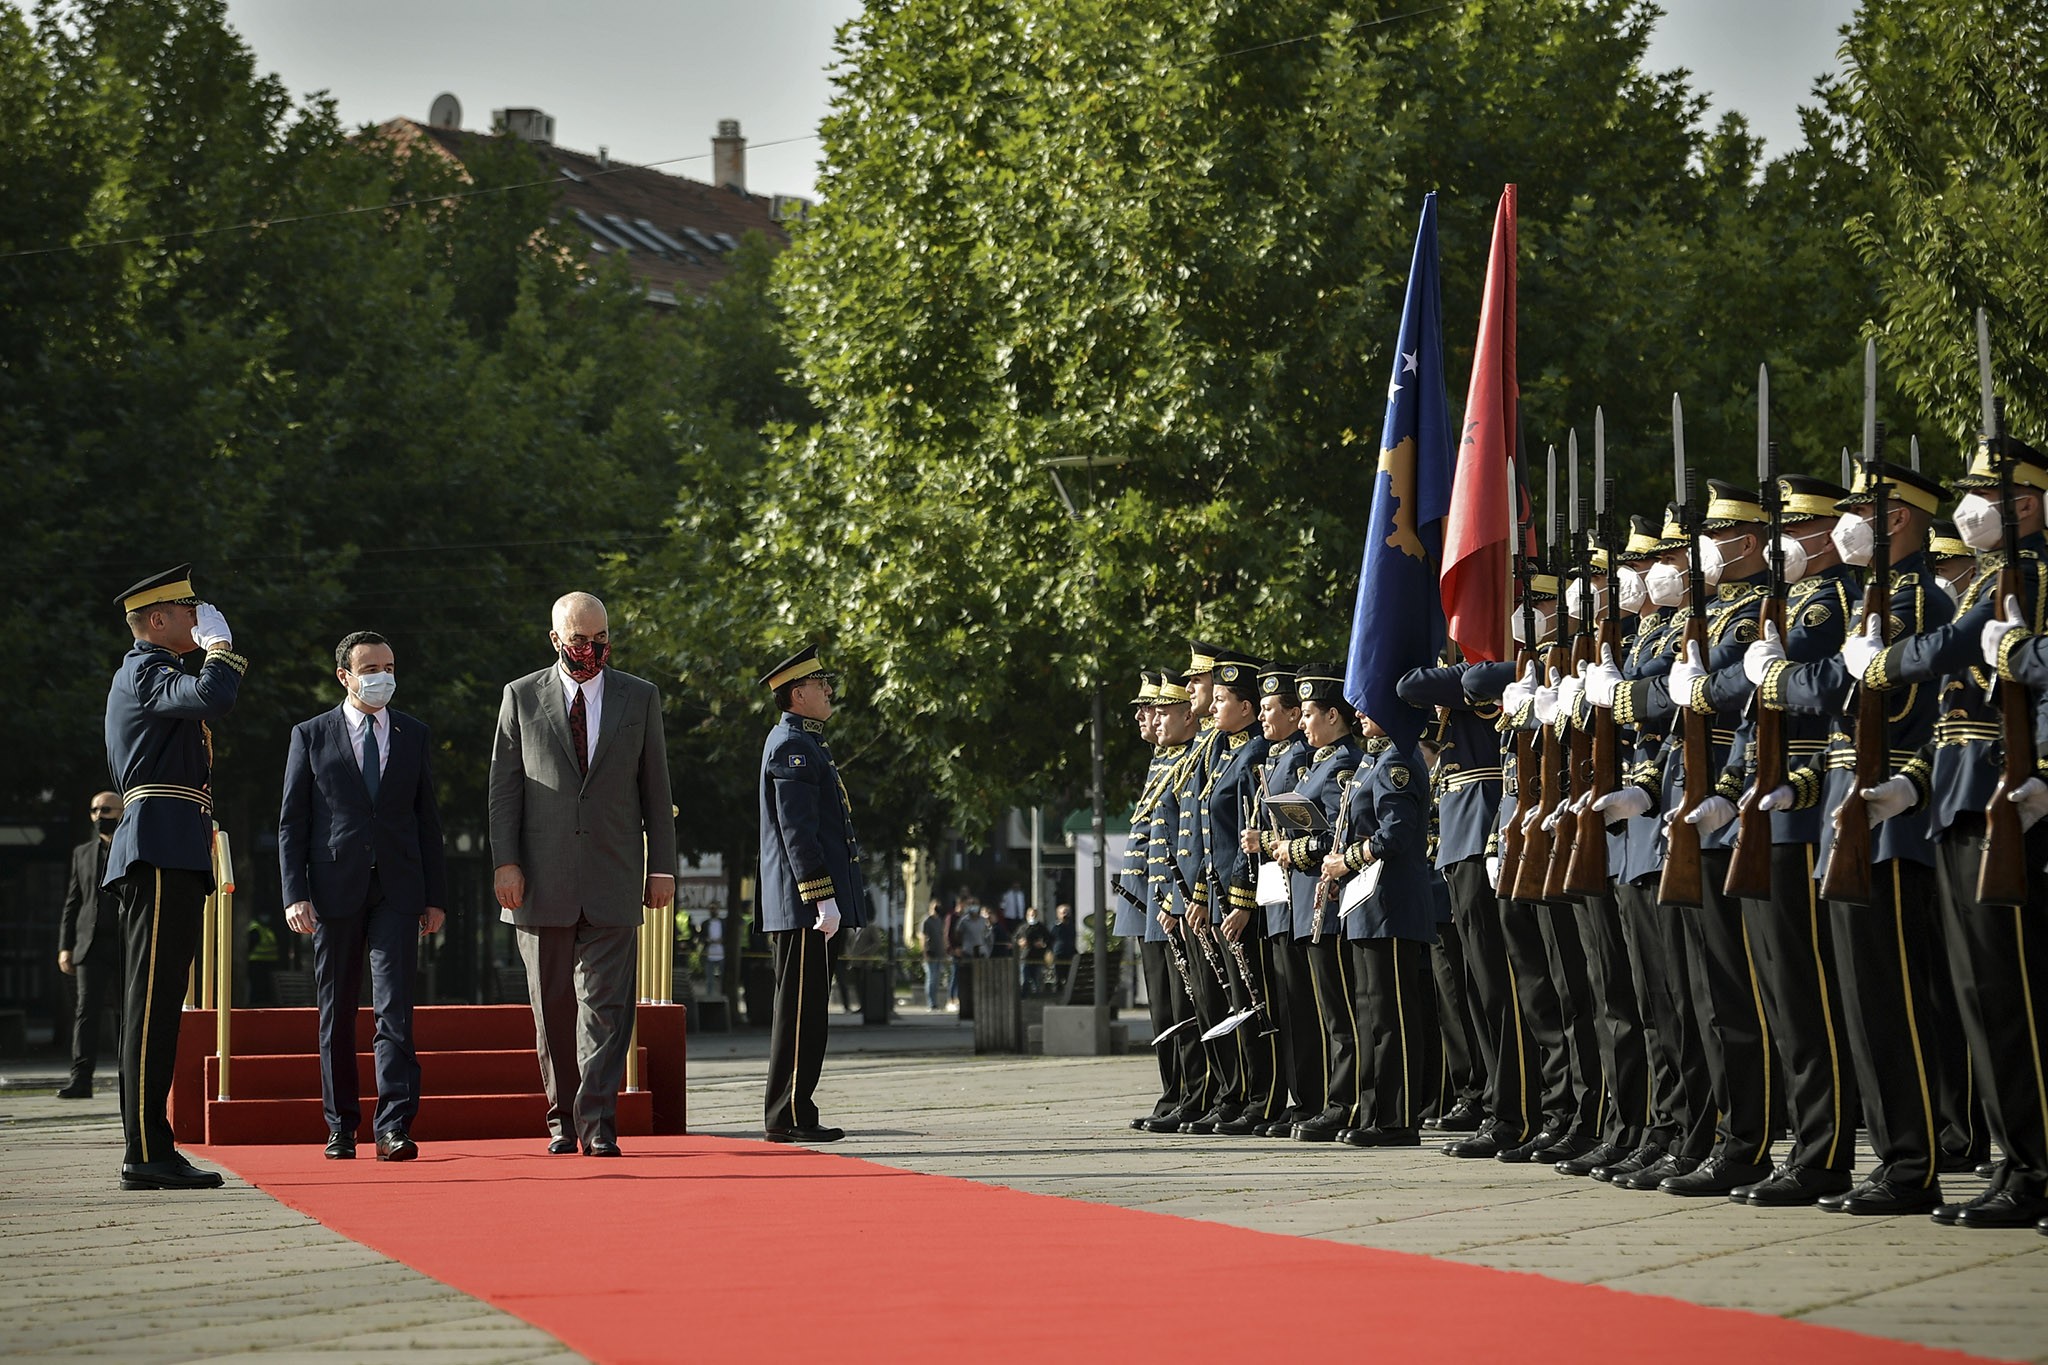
left=200, top=1137, right=1999, bottom=1365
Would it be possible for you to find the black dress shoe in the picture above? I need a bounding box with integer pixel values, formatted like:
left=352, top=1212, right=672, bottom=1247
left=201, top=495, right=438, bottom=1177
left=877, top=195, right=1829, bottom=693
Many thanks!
left=584, top=1140, right=624, bottom=1157
left=1975, top=1160, right=2000, bottom=1180
left=1217, top=1113, right=1264, bottom=1136
left=56, top=1079, right=92, bottom=1099
left=1291, top=1111, right=1346, bottom=1142
left=1534, top=1132, right=1597, bottom=1165
left=763, top=1125, right=844, bottom=1144
left=1735, top=1165, right=1854, bottom=1207
left=548, top=1136, right=578, bottom=1154
left=1443, top=1122, right=1511, bottom=1159
left=1954, top=1188, right=2048, bottom=1229
left=121, top=1157, right=225, bottom=1191
left=325, top=1131, right=357, bottom=1160
left=1140, top=1114, right=1183, bottom=1133
left=1497, top=1128, right=1563, bottom=1164
left=2037, top=1213, right=2047, bottom=1236
left=1182, top=1107, right=1225, bottom=1136
left=1343, top=1126, right=1420, bottom=1148
left=1433, top=1099, right=1485, bottom=1133
left=375, top=1130, right=418, bottom=1162
left=1616, top=1154, right=1697, bottom=1191
left=1591, top=1141, right=1665, bottom=1183
left=1557, top=1141, right=1630, bottom=1178
left=1938, top=1149, right=1989, bottom=1175
left=1662, top=1156, right=1772, bottom=1196
left=1835, top=1177, right=1944, bottom=1216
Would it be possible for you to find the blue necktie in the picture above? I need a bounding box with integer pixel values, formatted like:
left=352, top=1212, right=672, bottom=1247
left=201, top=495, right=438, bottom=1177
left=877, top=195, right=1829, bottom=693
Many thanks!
left=361, top=714, right=381, bottom=803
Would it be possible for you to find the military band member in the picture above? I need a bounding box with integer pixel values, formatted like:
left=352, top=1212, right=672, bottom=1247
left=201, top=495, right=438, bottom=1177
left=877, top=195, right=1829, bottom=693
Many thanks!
left=1244, top=662, right=1319, bottom=1135
left=1321, top=716, right=1439, bottom=1146
left=104, top=564, right=244, bottom=1190
left=1752, top=465, right=1960, bottom=1214
left=1842, top=438, right=2048, bottom=1228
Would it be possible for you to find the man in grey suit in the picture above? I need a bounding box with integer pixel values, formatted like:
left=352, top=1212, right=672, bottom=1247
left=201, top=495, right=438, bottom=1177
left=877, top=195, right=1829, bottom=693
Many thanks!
left=490, top=592, right=675, bottom=1156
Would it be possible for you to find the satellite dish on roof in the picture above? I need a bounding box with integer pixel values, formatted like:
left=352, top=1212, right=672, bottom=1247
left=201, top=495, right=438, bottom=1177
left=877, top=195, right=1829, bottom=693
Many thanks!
left=429, top=93, right=462, bottom=129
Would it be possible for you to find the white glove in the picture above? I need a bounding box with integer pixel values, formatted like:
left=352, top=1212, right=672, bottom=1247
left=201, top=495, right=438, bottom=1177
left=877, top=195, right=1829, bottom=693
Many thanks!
left=1557, top=669, right=1585, bottom=719
left=1743, top=619, right=1784, bottom=685
left=1502, top=661, right=1539, bottom=715
left=1540, top=799, right=1570, bottom=833
left=1570, top=790, right=1592, bottom=815
left=1981, top=593, right=2025, bottom=668
left=813, top=898, right=842, bottom=940
left=1533, top=679, right=1562, bottom=726
left=1594, top=787, right=1651, bottom=822
left=1840, top=619, right=1884, bottom=682
left=1757, top=785, right=1795, bottom=812
left=1685, top=795, right=1737, bottom=834
left=1519, top=805, right=1543, bottom=835
left=1860, top=776, right=1915, bottom=827
left=1485, top=855, right=1501, bottom=890
left=2011, top=776, right=2048, bottom=832
left=1584, top=645, right=1624, bottom=709
left=194, top=602, right=233, bottom=650
left=1667, top=641, right=1706, bottom=705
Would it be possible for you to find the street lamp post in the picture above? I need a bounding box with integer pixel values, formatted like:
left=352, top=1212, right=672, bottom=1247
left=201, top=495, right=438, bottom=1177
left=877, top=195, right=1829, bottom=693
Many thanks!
left=1042, top=454, right=1126, bottom=1056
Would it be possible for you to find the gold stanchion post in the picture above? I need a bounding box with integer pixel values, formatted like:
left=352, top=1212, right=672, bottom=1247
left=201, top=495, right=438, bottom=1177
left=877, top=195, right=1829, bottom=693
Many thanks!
left=214, top=829, right=236, bottom=1100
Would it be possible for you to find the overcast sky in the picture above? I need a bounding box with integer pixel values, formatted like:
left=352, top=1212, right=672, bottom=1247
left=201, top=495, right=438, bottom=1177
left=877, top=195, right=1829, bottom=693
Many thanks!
left=224, top=0, right=1859, bottom=202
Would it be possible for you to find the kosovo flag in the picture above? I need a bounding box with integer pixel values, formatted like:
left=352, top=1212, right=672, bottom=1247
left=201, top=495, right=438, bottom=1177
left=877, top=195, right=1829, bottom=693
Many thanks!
left=1344, top=193, right=1453, bottom=751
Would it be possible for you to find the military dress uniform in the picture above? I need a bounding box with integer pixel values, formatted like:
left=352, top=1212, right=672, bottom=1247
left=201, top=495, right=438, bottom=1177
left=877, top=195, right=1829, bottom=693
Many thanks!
left=1856, top=440, right=2048, bottom=1227
left=1705, top=474, right=1863, bottom=1205
left=1251, top=663, right=1319, bottom=1136
left=1163, top=708, right=1238, bottom=1131
left=1416, top=710, right=1487, bottom=1131
left=1142, top=671, right=1218, bottom=1132
left=757, top=646, right=868, bottom=1140
left=103, top=565, right=244, bottom=1189
left=1120, top=672, right=1193, bottom=1130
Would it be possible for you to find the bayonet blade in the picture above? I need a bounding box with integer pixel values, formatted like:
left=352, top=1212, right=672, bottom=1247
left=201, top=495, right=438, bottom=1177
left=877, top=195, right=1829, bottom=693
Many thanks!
left=1910, top=434, right=1920, bottom=472
left=1672, top=394, right=1686, bottom=506
left=1977, top=307, right=1998, bottom=439
left=1594, top=408, right=1606, bottom=513
left=1757, top=363, right=1770, bottom=484
left=1546, top=444, right=1558, bottom=555
left=1568, top=429, right=1581, bottom=534
left=1863, top=338, right=1878, bottom=467
left=1841, top=447, right=1851, bottom=488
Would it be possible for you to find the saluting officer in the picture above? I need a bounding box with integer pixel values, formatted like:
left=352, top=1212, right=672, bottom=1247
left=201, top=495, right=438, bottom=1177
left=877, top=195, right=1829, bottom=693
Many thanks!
left=757, top=645, right=867, bottom=1144
left=104, top=564, right=245, bottom=1190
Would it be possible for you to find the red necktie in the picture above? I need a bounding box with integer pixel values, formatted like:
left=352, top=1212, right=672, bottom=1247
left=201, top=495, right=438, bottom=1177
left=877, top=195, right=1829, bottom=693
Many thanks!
left=569, top=686, right=589, bottom=778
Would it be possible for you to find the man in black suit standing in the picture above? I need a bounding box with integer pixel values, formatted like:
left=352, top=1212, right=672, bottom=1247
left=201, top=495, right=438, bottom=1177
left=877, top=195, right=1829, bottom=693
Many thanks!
left=279, top=631, right=448, bottom=1161
left=55, top=791, right=125, bottom=1100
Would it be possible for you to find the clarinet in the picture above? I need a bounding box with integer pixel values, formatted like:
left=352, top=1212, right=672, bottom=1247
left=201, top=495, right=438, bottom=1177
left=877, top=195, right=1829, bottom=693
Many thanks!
left=1311, top=781, right=1354, bottom=943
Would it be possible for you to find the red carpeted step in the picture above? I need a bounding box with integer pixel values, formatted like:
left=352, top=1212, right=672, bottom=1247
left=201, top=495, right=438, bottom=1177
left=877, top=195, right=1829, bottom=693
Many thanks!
left=206, top=1049, right=640, bottom=1100
left=220, top=1005, right=540, bottom=1056
left=205, top=1088, right=655, bottom=1144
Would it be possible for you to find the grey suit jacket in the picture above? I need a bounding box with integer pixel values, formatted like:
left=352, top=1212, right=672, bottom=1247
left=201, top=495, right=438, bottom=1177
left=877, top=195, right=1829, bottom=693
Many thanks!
left=488, top=665, right=677, bottom=928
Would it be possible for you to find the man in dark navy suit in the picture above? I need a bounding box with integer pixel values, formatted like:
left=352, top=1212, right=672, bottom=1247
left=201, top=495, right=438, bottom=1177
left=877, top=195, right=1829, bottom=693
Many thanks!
left=279, top=631, right=448, bottom=1162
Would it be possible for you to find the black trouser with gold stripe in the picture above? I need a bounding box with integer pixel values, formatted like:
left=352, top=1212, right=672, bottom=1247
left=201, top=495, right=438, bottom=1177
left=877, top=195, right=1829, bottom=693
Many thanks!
left=1275, top=934, right=1323, bottom=1116
left=1935, top=825, right=2048, bottom=1192
left=1571, top=888, right=1648, bottom=1150
left=1181, top=922, right=1238, bottom=1113
left=765, top=928, right=832, bottom=1132
left=1831, top=859, right=1945, bottom=1188
left=1501, top=899, right=1574, bottom=1137
left=1617, top=880, right=1713, bottom=1158
left=1449, top=861, right=1533, bottom=1138
left=1743, top=842, right=1858, bottom=1174
left=117, top=864, right=206, bottom=1166
left=1679, top=849, right=1774, bottom=1166
left=1430, top=919, right=1485, bottom=1117
left=1348, top=936, right=1438, bottom=1132
left=1220, top=928, right=1284, bottom=1122
left=1139, top=938, right=1191, bottom=1117
left=1301, top=934, right=1360, bottom=1120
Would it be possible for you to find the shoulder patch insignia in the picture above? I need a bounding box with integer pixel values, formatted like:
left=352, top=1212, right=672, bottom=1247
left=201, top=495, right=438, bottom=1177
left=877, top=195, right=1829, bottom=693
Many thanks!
left=1886, top=616, right=1908, bottom=642
left=790, top=755, right=804, bottom=766
left=1732, top=618, right=1759, bottom=644
left=1388, top=764, right=1411, bottom=788
left=1801, top=603, right=1833, bottom=629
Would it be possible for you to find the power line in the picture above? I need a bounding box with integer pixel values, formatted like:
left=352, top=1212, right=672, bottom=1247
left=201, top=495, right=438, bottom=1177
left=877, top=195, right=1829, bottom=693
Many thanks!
left=0, top=1, right=1466, bottom=265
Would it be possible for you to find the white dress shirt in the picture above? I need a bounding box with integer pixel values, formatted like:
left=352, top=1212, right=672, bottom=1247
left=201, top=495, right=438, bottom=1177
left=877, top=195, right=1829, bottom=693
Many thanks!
left=343, top=698, right=391, bottom=778
left=558, top=664, right=605, bottom=769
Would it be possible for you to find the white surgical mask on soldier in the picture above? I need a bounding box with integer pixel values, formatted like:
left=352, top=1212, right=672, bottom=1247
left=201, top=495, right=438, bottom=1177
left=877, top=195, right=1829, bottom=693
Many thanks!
left=1829, top=513, right=1874, bottom=567
left=1698, top=535, right=1726, bottom=589
left=1954, top=493, right=2002, bottom=551
left=1936, top=577, right=1962, bottom=606
left=1646, top=561, right=1686, bottom=608
left=1777, top=533, right=1811, bottom=583
left=1616, top=565, right=1647, bottom=614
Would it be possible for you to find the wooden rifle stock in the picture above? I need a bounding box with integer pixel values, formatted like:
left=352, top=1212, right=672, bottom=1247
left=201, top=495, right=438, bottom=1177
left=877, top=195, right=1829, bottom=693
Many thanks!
left=1512, top=640, right=1567, bottom=902
left=1566, top=618, right=1619, bottom=896
left=1656, top=612, right=1711, bottom=908
left=1820, top=578, right=1887, bottom=904
left=1979, top=557, right=2033, bottom=906
left=1723, top=591, right=1784, bottom=900
left=1547, top=630, right=1594, bottom=899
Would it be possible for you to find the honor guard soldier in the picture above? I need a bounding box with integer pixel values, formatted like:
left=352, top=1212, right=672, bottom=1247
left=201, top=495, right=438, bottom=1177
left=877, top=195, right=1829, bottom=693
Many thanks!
left=1321, top=715, right=1440, bottom=1147
left=1844, top=438, right=2048, bottom=1228
left=1162, top=641, right=1240, bottom=1132
left=1121, top=671, right=1191, bottom=1131
left=1140, top=672, right=1213, bottom=1132
left=1244, top=661, right=1318, bottom=1135
left=104, top=564, right=245, bottom=1190
left=1752, top=463, right=1962, bottom=1214
left=1929, top=520, right=1976, bottom=603
left=757, top=645, right=867, bottom=1143
left=1709, top=473, right=1864, bottom=1207
left=1414, top=713, right=1487, bottom=1134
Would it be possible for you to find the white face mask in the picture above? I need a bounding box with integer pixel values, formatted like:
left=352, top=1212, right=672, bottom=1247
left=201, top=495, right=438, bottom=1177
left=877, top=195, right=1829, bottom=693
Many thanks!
left=1697, top=535, right=1726, bottom=589
left=1776, top=533, right=1812, bottom=584
left=1645, top=561, right=1686, bottom=608
left=1954, top=493, right=2002, bottom=551
left=1563, top=577, right=1606, bottom=619
left=1616, top=564, right=1646, bottom=615
left=1936, top=576, right=1962, bottom=605
left=352, top=671, right=398, bottom=708
left=1510, top=605, right=1552, bottom=646
left=1829, top=512, right=1874, bottom=567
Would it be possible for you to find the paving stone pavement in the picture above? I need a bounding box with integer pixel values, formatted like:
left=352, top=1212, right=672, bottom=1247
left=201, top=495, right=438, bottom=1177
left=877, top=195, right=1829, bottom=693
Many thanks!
left=6, top=1007, right=2045, bottom=1363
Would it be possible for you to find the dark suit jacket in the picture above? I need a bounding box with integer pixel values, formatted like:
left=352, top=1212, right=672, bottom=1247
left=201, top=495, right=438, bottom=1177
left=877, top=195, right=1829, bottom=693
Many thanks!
left=278, top=705, right=448, bottom=917
left=58, top=838, right=116, bottom=963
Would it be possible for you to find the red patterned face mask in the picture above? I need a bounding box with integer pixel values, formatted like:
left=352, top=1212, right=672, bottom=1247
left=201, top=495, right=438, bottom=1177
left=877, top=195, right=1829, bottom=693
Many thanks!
left=559, top=639, right=609, bottom=682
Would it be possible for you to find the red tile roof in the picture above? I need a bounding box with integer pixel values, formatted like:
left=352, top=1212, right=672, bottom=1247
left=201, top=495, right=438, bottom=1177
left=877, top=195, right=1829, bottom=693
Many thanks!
left=376, top=118, right=790, bottom=302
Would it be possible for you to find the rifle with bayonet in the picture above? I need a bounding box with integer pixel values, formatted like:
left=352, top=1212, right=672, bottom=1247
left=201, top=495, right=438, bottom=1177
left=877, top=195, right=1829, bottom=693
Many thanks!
left=1567, top=411, right=1620, bottom=896
left=1658, top=395, right=1710, bottom=908
left=1977, top=309, right=2033, bottom=907
left=1513, top=446, right=1566, bottom=902
left=1496, top=442, right=1541, bottom=897
left=1546, top=430, right=1593, bottom=899
left=1821, top=342, right=1889, bottom=903
left=1726, top=365, right=1783, bottom=900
